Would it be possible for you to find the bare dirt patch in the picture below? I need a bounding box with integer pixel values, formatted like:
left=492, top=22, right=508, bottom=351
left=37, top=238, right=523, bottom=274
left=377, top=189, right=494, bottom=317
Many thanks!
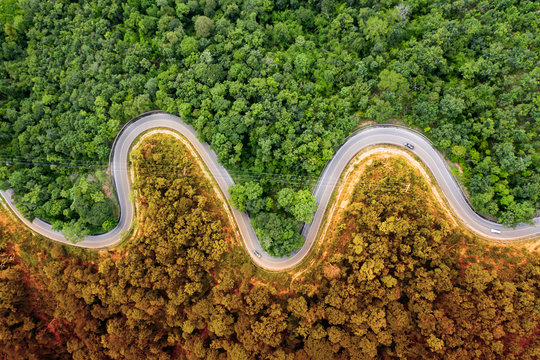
left=353, top=120, right=377, bottom=130
left=249, top=277, right=290, bottom=296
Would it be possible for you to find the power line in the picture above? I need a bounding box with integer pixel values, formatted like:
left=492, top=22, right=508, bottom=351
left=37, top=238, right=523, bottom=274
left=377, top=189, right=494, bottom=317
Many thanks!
left=0, top=155, right=318, bottom=178
left=0, top=156, right=413, bottom=189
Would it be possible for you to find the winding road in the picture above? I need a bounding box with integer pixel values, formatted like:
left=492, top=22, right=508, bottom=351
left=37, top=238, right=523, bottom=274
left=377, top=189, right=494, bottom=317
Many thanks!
left=1, top=112, right=538, bottom=270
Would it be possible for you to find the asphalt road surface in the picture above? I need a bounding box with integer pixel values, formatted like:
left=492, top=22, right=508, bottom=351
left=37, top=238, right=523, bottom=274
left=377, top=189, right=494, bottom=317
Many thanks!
left=1, top=112, right=538, bottom=270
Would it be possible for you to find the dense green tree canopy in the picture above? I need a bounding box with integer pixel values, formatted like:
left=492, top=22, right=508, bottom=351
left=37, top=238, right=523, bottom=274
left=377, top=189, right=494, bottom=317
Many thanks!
left=0, top=0, right=538, bottom=254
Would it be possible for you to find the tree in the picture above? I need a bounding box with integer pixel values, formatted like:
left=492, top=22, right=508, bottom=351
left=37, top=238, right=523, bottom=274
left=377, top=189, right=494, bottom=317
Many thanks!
left=229, top=181, right=263, bottom=213
left=194, top=16, right=214, bottom=38
left=252, top=212, right=304, bottom=257
left=180, top=36, right=198, bottom=56
left=378, top=68, right=409, bottom=100
left=277, top=188, right=317, bottom=223
left=229, top=184, right=247, bottom=212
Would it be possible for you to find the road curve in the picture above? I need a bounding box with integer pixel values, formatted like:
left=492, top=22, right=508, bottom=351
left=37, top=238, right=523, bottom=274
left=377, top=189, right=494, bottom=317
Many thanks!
left=1, top=112, right=538, bottom=270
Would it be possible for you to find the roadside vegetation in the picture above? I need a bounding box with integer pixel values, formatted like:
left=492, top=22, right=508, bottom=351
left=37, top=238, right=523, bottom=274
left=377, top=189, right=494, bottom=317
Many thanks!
left=0, top=0, right=538, bottom=252
left=0, top=140, right=538, bottom=359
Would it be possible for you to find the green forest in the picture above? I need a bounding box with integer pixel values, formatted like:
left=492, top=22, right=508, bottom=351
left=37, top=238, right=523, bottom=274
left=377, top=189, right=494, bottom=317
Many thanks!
left=0, top=136, right=538, bottom=359
left=0, top=0, right=538, bottom=253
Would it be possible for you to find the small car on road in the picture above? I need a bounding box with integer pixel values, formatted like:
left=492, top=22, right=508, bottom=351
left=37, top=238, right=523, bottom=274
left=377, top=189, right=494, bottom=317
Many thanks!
left=404, top=143, right=414, bottom=150
left=490, top=229, right=501, bottom=234
left=253, top=250, right=262, bottom=258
